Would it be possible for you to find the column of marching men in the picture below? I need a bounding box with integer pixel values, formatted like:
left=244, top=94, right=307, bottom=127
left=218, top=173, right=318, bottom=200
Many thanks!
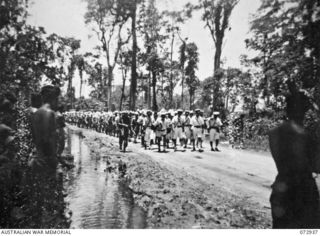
left=64, top=109, right=223, bottom=153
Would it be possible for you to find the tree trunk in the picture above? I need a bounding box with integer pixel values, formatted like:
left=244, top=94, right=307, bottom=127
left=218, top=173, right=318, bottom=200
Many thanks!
left=161, top=73, right=166, bottom=108
left=120, top=69, right=127, bottom=111
left=225, top=75, right=230, bottom=110
left=189, top=90, right=192, bottom=110
left=181, top=69, right=184, bottom=109
left=67, top=75, right=73, bottom=108
left=225, top=94, right=229, bottom=111
left=144, top=78, right=148, bottom=104
left=212, top=37, right=223, bottom=110
left=79, top=71, right=83, bottom=98
left=152, top=71, right=157, bottom=111
left=169, top=33, right=175, bottom=108
left=148, top=72, right=151, bottom=109
left=107, top=66, right=113, bottom=110
left=129, top=1, right=137, bottom=111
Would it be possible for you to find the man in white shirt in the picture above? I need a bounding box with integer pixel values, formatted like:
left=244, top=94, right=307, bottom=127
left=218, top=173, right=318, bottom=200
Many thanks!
left=207, top=111, right=223, bottom=151
left=143, top=110, right=154, bottom=150
left=191, top=109, right=205, bottom=152
left=171, top=109, right=185, bottom=151
left=154, top=112, right=171, bottom=152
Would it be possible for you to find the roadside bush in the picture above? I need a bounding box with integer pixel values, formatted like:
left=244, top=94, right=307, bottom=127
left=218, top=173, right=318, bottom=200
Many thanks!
left=227, top=114, right=281, bottom=151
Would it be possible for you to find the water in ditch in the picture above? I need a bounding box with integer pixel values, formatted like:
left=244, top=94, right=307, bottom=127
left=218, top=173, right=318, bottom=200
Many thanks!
left=64, top=129, right=146, bottom=229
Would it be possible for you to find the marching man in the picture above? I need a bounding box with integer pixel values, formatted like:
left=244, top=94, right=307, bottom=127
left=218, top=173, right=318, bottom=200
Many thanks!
left=183, top=111, right=192, bottom=149
left=191, top=109, right=205, bottom=152
left=154, top=112, right=171, bottom=152
left=143, top=110, right=154, bottom=150
left=118, top=111, right=131, bottom=152
left=171, top=109, right=185, bottom=151
left=208, top=111, right=223, bottom=151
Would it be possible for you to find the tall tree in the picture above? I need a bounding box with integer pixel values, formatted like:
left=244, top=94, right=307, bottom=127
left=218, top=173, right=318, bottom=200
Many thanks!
left=185, top=42, right=200, bottom=110
left=140, top=0, right=166, bottom=111
left=186, top=0, right=238, bottom=109
left=75, top=54, right=85, bottom=98
left=64, top=38, right=80, bottom=108
left=178, top=37, right=188, bottom=109
left=84, top=0, right=131, bottom=109
left=118, top=48, right=132, bottom=110
left=146, top=52, right=164, bottom=111
left=246, top=0, right=320, bottom=154
left=162, top=10, right=186, bottom=108
left=127, top=0, right=140, bottom=110
left=247, top=0, right=320, bottom=109
left=0, top=1, right=78, bottom=98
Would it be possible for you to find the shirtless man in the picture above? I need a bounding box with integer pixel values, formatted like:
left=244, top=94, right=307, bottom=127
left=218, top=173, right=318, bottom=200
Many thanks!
left=268, top=91, right=320, bottom=228
left=30, top=85, right=60, bottom=175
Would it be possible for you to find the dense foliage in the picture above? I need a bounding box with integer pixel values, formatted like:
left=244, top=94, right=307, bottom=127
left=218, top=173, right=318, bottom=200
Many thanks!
left=0, top=0, right=78, bottom=228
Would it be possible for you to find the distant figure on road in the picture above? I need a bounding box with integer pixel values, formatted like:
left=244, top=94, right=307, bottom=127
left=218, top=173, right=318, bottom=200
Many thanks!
left=268, top=91, right=320, bottom=228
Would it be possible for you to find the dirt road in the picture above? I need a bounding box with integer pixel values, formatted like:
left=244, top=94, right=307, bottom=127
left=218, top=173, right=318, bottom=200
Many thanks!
left=68, top=125, right=275, bottom=228
left=129, top=140, right=277, bottom=209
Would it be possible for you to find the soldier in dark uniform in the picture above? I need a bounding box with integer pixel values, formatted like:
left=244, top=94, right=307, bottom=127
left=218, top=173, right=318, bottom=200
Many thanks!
left=268, top=91, right=320, bottom=228
left=119, top=111, right=131, bottom=152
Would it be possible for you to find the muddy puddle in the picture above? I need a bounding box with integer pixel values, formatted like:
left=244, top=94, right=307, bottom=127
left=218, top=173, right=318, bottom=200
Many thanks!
left=63, top=129, right=146, bottom=229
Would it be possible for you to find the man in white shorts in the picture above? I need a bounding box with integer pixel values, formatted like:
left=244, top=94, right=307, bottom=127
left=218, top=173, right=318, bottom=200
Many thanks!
left=172, top=109, right=185, bottom=151
left=207, top=111, right=223, bottom=151
left=191, top=109, right=204, bottom=152
left=143, top=110, right=154, bottom=150
left=154, top=112, right=171, bottom=152
left=183, top=111, right=192, bottom=148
